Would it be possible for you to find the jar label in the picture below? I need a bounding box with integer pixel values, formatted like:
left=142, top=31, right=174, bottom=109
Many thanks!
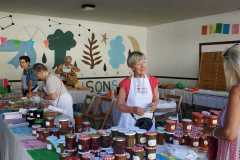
left=47, top=144, right=52, bottom=150
left=187, top=125, right=192, bottom=130
left=212, top=120, right=217, bottom=125
left=148, top=139, right=157, bottom=146
left=171, top=125, right=175, bottom=130
left=30, top=113, right=34, bottom=116
left=78, top=144, right=82, bottom=150
left=59, top=124, right=62, bottom=128
left=133, top=156, right=140, bottom=160
left=140, top=137, right=146, bottom=144
left=36, top=133, right=39, bottom=138
left=46, top=121, right=50, bottom=126
left=193, top=141, right=199, bottom=147
left=182, top=139, right=185, bottom=143
left=148, top=153, right=156, bottom=160
left=204, top=140, right=208, bottom=145
left=173, top=139, right=180, bottom=145
left=37, top=114, right=40, bottom=118
left=32, top=130, right=36, bottom=135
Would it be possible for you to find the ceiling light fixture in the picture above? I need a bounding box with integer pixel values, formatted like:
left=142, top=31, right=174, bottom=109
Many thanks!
left=82, top=4, right=96, bottom=11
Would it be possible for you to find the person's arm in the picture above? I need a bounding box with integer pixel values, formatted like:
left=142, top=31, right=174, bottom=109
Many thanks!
left=55, top=65, right=63, bottom=75
left=71, top=65, right=80, bottom=72
left=28, top=80, right=33, bottom=97
left=151, top=86, right=159, bottom=112
left=116, top=87, right=144, bottom=116
left=213, top=85, right=240, bottom=141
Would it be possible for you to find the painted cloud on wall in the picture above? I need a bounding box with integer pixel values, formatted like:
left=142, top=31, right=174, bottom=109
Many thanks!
left=108, top=35, right=126, bottom=69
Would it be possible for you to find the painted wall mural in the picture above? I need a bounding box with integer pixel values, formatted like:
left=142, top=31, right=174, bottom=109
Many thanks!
left=82, top=33, right=102, bottom=69
left=0, top=38, right=36, bottom=68
left=47, top=29, right=76, bottom=68
left=108, top=35, right=126, bottom=69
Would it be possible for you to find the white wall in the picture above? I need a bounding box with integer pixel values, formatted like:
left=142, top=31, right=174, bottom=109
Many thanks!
left=147, top=10, right=240, bottom=86
left=0, top=11, right=147, bottom=80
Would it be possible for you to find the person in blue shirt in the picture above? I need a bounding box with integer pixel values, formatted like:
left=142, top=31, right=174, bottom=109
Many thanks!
left=19, top=56, right=38, bottom=97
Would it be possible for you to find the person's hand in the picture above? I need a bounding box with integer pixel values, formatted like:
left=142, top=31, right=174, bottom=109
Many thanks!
left=133, top=107, right=144, bottom=116
left=27, top=92, right=32, bottom=98
left=151, top=102, right=158, bottom=112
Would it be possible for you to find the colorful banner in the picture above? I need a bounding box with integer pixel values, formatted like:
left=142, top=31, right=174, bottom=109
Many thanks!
left=201, top=23, right=240, bottom=35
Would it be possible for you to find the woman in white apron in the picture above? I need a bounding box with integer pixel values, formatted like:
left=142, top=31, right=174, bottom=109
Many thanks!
left=117, top=51, right=159, bottom=130
left=32, top=63, right=73, bottom=119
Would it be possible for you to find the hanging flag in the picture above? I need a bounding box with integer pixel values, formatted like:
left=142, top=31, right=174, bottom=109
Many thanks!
left=215, top=23, right=223, bottom=33
left=222, top=24, right=230, bottom=34
left=43, top=39, right=48, bottom=48
left=0, top=37, right=7, bottom=45
left=201, top=25, right=208, bottom=35
left=232, top=24, right=240, bottom=34
left=209, top=24, right=216, bottom=34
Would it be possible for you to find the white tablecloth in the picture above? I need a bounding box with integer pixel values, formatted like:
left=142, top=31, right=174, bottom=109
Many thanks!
left=68, top=88, right=91, bottom=104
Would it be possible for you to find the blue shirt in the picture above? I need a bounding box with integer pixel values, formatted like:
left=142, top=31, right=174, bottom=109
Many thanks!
left=22, top=66, right=38, bottom=90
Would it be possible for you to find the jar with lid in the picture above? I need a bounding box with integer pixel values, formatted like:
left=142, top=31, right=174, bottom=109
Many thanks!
left=192, top=112, right=204, bottom=126
left=36, top=127, right=44, bottom=141
left=164, top=132, right=174, bottom=144
left=136, top=129, right=146, bottom=145
left=78, top=134, right=91, bottom=152
left=113, top=137, right=126, bottom=154
left=82, top=121, right=91, bottom=132
left=102, top=155, right=115, bottom=160
left=132, top=146, right=144, bottom=160
left=111, top=127, right=118, bottom=138
left=115, top=153, right=127, bottom=160
left=199, top=135, right=208, bottom=151
left=165, top=120, right=176, bottom=132
left=145, top=132, right=157, bottom=147
left=32, top=124, right=41, bottom=136
left=59, top=118, right=70, bottom=130
left=125, top=131, right=136, bottom=148
left=145, top=146, right=156, bottom=160
left=99, top=130, right=112, bottom=148
left=156, top=127, right=165, bottom=145
left=65, top=134, right=77, bottom=150
left=91, top=134, right=101, bottom=150
left=74, top=113, right=83, bottom=126
left=190, top=134, right=200, bottom=147
left=182, top=119, right=192, bottom=132
left=45, top=116, right=54, bottom=128
left=182, top=133, right=190, bottom=145
left=173, top=133, right=183, bottom=145
left=207, top=115, right=218, bottom=128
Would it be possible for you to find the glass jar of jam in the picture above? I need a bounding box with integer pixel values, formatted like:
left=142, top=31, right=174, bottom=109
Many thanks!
left=156, top=127, right=165, bottom=145
left=100, top=131, right=112, bottom=148
left=165, top=120, right=176, bottom=132
left=190, top=134, right=200, bottom=147
left=200, top=135, right=208, bottom=151
left=164, top=132, right=174, bottom=144
left=78, top=134, right=91, bottom=152
left=145, top=146, right=156, bottom=160
left=65, top=133, right=77, bottom=151
left=82, top=121, right=91, bottom=132
left=113, top=137, right=126, bottom=154
left=102, top=155, right=115, bottom=160
left=136, top=129, right=146, bottom=145
left=173, top=133, right=183, bottom=145
left=115, top=153, right=127, bottom=160
left=74, top=113, right=83, bottom=126
left=182, top=133, right=190, bottom=145
left=32, top=124, right=41, bottom=136
left=91, top=134, right=101, bottom=150
left=145, top=132, right=157, bottom=147
left=111, top=127, right=119, bottom=138
left=132, top=146, right=144, bottom=160
left=36, top=127, right=45, bottom=141
left=182, top=119, right=192, bottom=132
left=59, top=118, right=70, bottom=129
left=207, top=115, right=218, bottom=128
left=192, top=112, right=204, bottom=126
left=125, top=131, right=136, bottom=148
left=45, top=117, right=54, bottom=128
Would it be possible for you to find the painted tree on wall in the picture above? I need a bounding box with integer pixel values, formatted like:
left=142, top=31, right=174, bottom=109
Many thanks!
left=47, top=29, right=76, bottom=68
left=108, top=35, right=126, bottom=69
left=82, top=33, right=102, bottom=69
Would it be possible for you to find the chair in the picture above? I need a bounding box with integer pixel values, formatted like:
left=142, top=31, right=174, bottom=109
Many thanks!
left=84, top=95, right=114, bottom=129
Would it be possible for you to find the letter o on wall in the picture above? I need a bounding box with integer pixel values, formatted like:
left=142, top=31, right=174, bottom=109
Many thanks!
left=95, top=81, right=103, bottom=93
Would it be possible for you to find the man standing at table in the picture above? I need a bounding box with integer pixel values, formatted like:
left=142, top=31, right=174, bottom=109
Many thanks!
left=19, top=56, right=38, bottom=97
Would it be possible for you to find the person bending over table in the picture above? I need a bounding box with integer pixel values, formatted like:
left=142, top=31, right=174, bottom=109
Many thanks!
left=116, top=51, right=159, bottom=130
left=19, top=56, right=38, bottom=97
left=33, top=63, right=73, bottom=119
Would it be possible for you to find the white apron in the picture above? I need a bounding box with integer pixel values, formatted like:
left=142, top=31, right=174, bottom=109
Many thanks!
left=118, top=75, right=155, bottom=130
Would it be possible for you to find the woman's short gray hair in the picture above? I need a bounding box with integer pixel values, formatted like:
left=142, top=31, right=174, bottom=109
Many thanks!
left=127, top=51, right=145, bottom=67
